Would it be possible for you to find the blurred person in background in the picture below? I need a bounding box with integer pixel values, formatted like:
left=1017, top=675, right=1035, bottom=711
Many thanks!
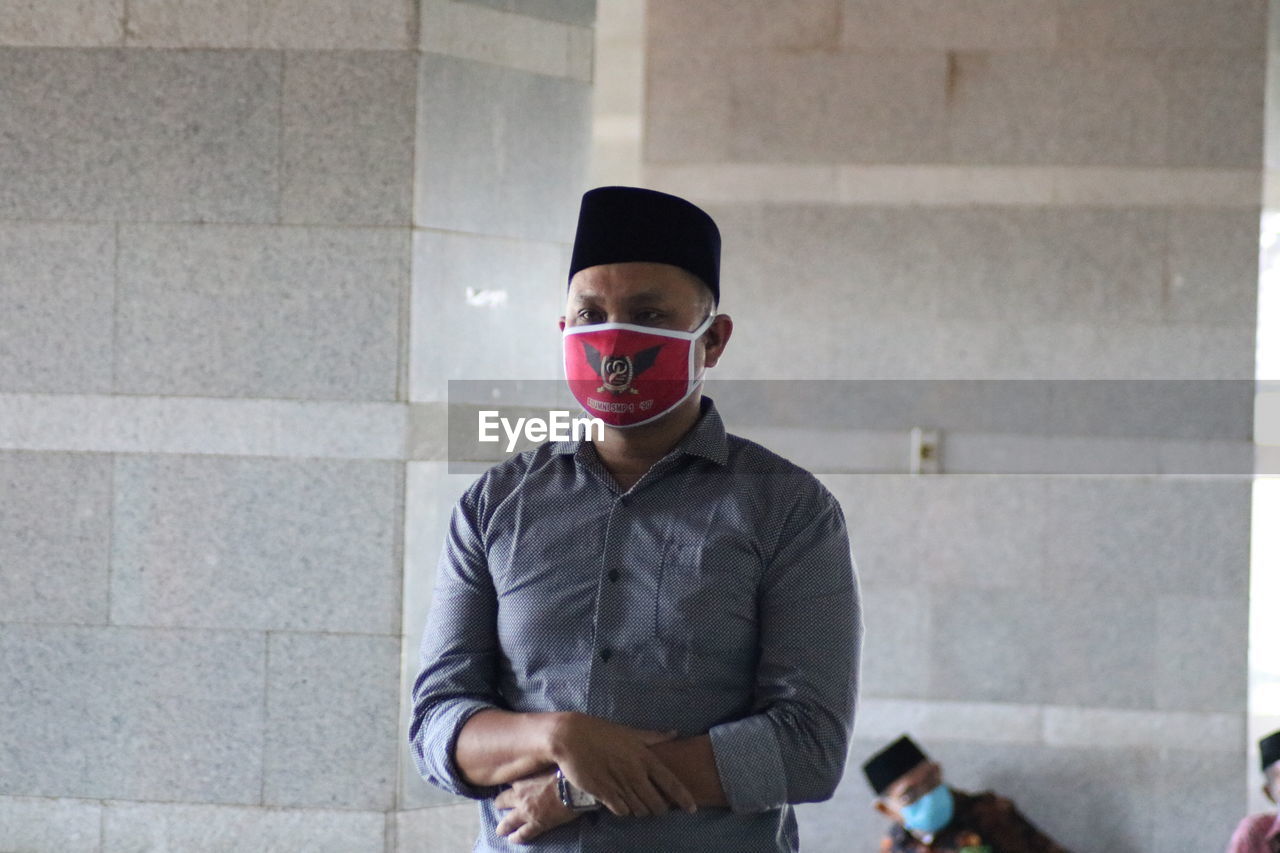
left=863, top=735, right=1071, bottom=853
left=1226, top=730, right=1280, bottom=853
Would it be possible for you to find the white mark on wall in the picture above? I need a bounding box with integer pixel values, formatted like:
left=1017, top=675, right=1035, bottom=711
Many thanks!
left=465, top=287, right=508, bottom=308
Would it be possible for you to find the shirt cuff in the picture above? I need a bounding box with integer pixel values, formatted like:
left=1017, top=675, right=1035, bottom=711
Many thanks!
left=708, top=714, right=787, bottom=814
left=424, top=698, right=503, bottom=800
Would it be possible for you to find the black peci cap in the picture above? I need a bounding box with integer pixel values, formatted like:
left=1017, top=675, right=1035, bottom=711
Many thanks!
left=862, top=735, right=929, bottom=796
left=568, top=186, right=721, bottom=304
left=1262, top=730, right=1280, bottom=772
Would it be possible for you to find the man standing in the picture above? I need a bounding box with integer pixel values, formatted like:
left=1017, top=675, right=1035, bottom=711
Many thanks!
left=863, top=735, right=1071, bottom=853
left=409, top=186, right=862, bottom=851
left=1226, top=730, right=1280, bottom=853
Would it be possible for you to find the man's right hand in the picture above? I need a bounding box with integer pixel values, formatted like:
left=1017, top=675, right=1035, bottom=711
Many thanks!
left=548, top=712, right=698, bottom=818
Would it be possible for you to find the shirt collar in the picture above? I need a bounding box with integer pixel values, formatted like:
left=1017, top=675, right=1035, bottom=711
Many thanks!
left=550, top=395, right=729, bottom=466
left=1267, top=811, right=1280, bottom=840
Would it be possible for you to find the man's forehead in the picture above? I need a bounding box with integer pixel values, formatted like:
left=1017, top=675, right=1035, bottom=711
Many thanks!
left=572, top=259, right=695, bottom=282
left=568, top=263, right=707, bottom=303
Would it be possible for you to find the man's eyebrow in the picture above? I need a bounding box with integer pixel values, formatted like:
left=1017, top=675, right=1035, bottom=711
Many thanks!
left=569, top=289, right=676, bottom=306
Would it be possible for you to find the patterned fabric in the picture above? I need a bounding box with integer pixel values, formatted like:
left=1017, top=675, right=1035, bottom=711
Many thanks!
left=409, top=396, right=862, bottom=852
left=881, top=790, right=1072, bottom=853
left=1226, top=812, right=1280, bottom=853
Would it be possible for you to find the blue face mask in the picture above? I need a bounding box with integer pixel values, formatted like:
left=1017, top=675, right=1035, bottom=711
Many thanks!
left=900, top=784, right=954, bottom=835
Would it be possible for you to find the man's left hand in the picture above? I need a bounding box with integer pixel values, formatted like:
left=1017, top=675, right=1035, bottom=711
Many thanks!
left=494, top=769, right=579, bottom=844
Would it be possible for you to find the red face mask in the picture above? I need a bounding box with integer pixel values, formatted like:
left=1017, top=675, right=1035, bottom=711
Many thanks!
left=562, top=315, right=714, bottom=428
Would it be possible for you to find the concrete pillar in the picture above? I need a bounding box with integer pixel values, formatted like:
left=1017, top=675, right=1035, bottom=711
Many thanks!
left=0, top=2, right=593, bottom=851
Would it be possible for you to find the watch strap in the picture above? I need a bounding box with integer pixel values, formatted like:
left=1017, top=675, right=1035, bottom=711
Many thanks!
left=555, top=769, right=600, bottom=811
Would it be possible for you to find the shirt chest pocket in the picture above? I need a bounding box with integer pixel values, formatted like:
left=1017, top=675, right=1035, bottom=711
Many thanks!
left=655, top=541, right=761, bottom=657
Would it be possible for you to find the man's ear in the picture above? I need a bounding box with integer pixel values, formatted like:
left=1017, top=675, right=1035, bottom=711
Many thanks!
left=558, top=316, right=566, bottom=332
left=873, top=799, right=895, bottom=819
left=1265, top=782, right=1277, bottom=805
left=702, top=314, right=733, bottom=369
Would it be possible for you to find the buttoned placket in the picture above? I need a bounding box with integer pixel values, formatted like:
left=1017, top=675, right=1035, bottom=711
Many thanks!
left=581, top=445, right=690, bottom=719
left=586, top=492, right=625, bottom=708
left=413, top=397, right=859, bottom=852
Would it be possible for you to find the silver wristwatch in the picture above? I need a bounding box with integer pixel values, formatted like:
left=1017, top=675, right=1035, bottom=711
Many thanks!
left=555, top=769, right=600, bottom=811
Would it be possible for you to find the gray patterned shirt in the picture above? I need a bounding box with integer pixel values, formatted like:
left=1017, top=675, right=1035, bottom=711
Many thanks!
left=409, top=397, right=862, bottom=852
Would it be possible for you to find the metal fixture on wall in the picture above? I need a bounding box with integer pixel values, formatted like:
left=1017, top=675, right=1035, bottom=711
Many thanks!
left=909, top=427, right=940, bottom=474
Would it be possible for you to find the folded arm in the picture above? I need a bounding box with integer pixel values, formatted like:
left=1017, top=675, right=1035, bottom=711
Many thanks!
left=456, top=707, right=702, bottom=816
left=705, top=489, right=862, bottom=813
left=471, top=486, right=860, bottom=823
left=409, top=488, right=706, bottom=816
left=482, top=719, right=721, bottom=845
left=411, top=479, right=860, bottom=828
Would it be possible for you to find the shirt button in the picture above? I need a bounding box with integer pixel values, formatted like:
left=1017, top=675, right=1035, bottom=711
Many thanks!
left=608, top=569, right=620, bottom=583
left=599, top=647, right=612, bottom=661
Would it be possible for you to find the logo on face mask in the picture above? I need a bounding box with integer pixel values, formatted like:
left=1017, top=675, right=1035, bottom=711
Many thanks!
left=584, top=344, right=661, bottom=395
left=562, top=315, right=714, bottom=429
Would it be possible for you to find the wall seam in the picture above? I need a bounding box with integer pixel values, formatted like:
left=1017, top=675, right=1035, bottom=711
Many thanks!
left=396, top=57, right=416, bottom=838
left=398, top=17, right=422, bottom=405
left=105, top=219, right=121, bottom=632
left=103, top=445, right=116, bottom=629
left=384, top=806, right=397, bottom=853
left=1160, top=209, right=1174, bottom=320
left=275, top=51, right=286, bottom=226
left=110, top=222, right=120, bottom=395
left=259, top=630, right=271, bottom=806
left=98, top=796, right=107, bottom=851
left=0, top=621, right=409, bottom=637
left=391, top=465, right=408, bottom=639
left=0, top=218, right=417, bottom=230
left=0, top=790, right=417, bottom=812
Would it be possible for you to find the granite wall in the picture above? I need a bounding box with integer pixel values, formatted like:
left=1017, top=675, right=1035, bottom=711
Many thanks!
left=0, top=1, right=1264, bottom=852
left=634, top=1, right=1262, bottom=851
left=0, top=1, right=592, bottom=850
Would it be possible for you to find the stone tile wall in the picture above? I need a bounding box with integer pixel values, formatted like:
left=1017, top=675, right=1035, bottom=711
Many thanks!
left=638, top=2, right=1263, bottom=850
left=0, top=1, right=594, bottom=850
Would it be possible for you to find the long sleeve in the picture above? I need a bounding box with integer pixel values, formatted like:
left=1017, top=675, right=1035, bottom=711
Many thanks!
left=707, top=487, right=863, bottom=813
left=407, top=486, right=505, bottom=800
left=1226, top=814, right=1276, bottom=853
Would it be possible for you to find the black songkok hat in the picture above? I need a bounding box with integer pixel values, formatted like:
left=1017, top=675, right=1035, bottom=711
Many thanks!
left=862, top=735, right=929, bottom=795
left=568, top=186, right=721, bottom=304
left=1262, top=730, right=1280, bottom=771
